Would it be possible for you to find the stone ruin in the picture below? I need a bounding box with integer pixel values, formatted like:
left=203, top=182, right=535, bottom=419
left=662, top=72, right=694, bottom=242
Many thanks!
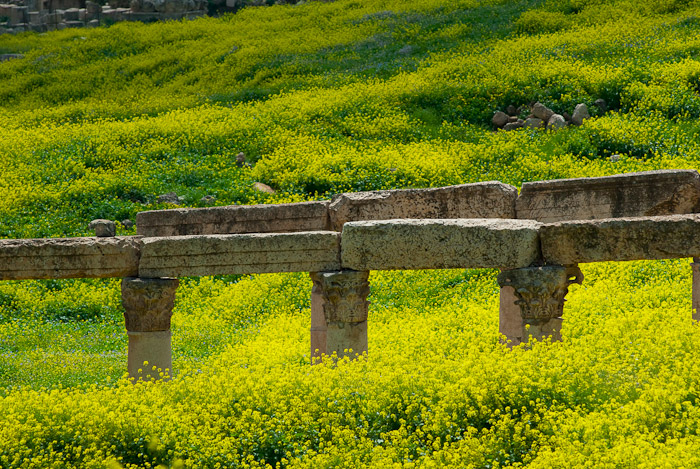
left=2, top=169, right=700, bottom=381
left=492, top=100, right=607, bottom=131
left=0, top=0, right=206, bottom=34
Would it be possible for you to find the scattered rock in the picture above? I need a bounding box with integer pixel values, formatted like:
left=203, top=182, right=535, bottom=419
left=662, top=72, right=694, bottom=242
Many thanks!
left=0, top=54, right=24, bottom=62
left=572, top=103, right=591, bottom=126
left=506, top=105, right=518, bottom=116
left=593, top=98, right=607, bottom=114
left=157, top=192, right=185, bottom=205
left=253, top=182, right=275, bottom=194
left=503, top=120, right=524, bottom=131
left=531, top=102, right=555, bottom=122
left=201, top=195, right=216, bottom=205
left=121, top=219, right=134, bottom=230
left=508, top=116, right=519, bottom=123
left=547, top=114, right=567, bottom=130
left=524, top=117, right=544, bottom=129
left=609, top=154, right=621, bottom=162
left=492, top=111, right=509, bottom=128
left=88, top=219, right=116, bottom=237
left=236, top=152, right=247, bottom=167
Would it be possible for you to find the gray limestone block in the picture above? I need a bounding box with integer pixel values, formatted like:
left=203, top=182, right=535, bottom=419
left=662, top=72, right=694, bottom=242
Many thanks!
left=341, top=218, right=542, bottom=271
left=516, top=169, right=700, bottom=223
left=0, top=236, right=141, bottom=280
left=139, top=231, right=341, bottom=277
left=541, top=214, right=700, bottom=264
left=328, top=182, right=517, bottom=231
left=136, top=201, right=330, bottom=237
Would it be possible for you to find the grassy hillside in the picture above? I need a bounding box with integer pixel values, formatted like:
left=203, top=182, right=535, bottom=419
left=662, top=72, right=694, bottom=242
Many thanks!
left=2, top=0, right=700, bottom=466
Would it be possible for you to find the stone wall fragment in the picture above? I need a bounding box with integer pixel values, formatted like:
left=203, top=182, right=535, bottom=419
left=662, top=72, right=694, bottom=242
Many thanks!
left=516, top=170, right=700, bottom=223
left=341, top=218, right=541, bottom=271
left=136, top=201, right=330, bottom=237
left=329, top=182, right=517, bottom=231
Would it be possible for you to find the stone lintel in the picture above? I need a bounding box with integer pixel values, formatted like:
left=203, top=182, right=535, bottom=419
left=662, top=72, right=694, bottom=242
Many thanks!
left=136, top=201, right=330, bottom=237
left=341, top=218, right=542, bottom=271
left=329, top=182, right=517, bottom=231
left=0, top=236, right=141, bottom=280
left=139, top=231, right=341, bottom=277
left=516, top=169, right=700, bottom=222
left=541, top=214, right=700, bottom=264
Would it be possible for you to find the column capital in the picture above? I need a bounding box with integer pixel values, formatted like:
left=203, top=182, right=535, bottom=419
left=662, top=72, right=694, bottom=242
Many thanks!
left=121, top=277, right=179, bottom=332
left=310, top=270, right=370, bottom=324
left=497, top=265, right=582, bottom=324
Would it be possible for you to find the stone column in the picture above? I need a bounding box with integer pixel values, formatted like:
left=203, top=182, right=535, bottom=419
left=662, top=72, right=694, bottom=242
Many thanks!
left=121, top=277, right=179, bottom=381
left=309, top=270, right=370, bottom=362
left=497, top=265, right=583, bottom=344
left=692, top=258, right=700, bottom=321
left=499, top=276, right=524, bottom=346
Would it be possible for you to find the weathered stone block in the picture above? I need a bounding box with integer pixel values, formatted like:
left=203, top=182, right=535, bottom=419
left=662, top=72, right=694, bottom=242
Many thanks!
left=0, top=236, right=141, bottom=280
left=541, top=214, right=700, bottom=264
left=137, top=201, right=330, bottom=237
left=341, top=218, right=542, bottom=271
left=329, top=182, right=517, bottom=231
left=139, top=231, right=341, bottom=277
left=516, top=170, right=700, bottom=223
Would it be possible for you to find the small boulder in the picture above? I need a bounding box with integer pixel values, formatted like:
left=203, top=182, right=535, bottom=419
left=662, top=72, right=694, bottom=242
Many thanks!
left=157, top=192, right=184, bottom=205
left=235, top=152, right=248, bottom=167
left=609, top=154, right=621, bottom=162
left=506, top=105, right=518, bottom=116
left=503, top=119, right=524, bottom=131
left=593, top=98, right=607, bottom=114
left=524, top=117, right=544, bottom=129
left=88, top=219, right=116, bottom=237
left=547, top=114, right=567, bottom=130
left=253, top=182, right=275, bottom=194
left=572, top=103, right=591, bottom=126
left=531, top=102, right=555, bottom=122
left=492, top=111, right=509, bottom=128
left=121, top=219, right=134, bottom=230
left=508, top=116, right=519, bottom=123
left=201, top=195, right=216, bottom=205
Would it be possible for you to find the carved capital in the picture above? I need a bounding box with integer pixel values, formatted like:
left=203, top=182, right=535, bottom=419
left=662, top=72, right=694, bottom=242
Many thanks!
left=121, top=277, right=179, bottom=332
left=310, top=270, right=370, bottom=324
left=497, top=265, right=582, bottom=323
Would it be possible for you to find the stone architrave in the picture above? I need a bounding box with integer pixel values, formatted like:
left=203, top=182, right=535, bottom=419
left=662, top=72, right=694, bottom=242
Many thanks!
left=516, top=170, right=700, bottom=223
left=329, top=182, right=517, bottom=231
left=497, top=265, right=583, bottom=343
left=121, top=277, right=179, bottom=381
left=540, top=214, right=700, bottom=265
left=341, top=218, right=541, bottom=271
left=309, top=270, right=370, bottom=362
left=0, top=236, right=141, bottom=280
left=136, top=201, right=330, bottom=237
left=139, top=231, right=341, bottom=278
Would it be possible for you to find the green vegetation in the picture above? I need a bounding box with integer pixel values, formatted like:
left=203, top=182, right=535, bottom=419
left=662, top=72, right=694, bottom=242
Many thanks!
left=2, top=0, right=700, bottom=466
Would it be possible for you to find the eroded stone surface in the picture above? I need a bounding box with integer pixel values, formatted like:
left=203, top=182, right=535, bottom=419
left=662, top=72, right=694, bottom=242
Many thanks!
left=329, top=182, right=517, bottom=231
left=139, top=231, right=341, bottom=277
left=137, top=201, right=330, bottom=237
left=516, top=170, right=700, bottom=223
left=121, top=277, right=179, bottom=332
left=0, top=236, right=141, bottom=280
left=541, top=214, right=700, bottom=264
left=341, top=218, right=541, bottom=271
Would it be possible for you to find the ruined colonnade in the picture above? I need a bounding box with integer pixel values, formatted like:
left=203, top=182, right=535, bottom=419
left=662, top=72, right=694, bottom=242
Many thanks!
left=2, top=169, right=700, bottom=381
